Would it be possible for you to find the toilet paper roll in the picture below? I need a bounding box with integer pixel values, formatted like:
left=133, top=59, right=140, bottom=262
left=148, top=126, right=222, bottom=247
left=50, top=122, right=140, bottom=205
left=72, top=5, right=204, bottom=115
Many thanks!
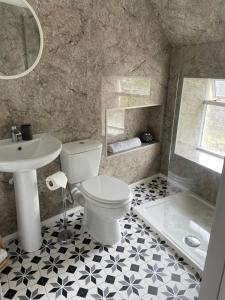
left=46, top=171, right=68, bottom=190
left=0, top=249, right=7, bottom=264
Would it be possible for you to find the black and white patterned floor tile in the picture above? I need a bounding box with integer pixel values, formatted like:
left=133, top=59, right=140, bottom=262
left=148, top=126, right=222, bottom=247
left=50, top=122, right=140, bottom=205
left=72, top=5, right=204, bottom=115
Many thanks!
left=1, top=176, right=201, bottom=299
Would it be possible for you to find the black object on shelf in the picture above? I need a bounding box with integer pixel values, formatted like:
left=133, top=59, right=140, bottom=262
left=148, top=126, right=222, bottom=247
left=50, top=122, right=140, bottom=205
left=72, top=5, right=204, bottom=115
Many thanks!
left=21, top=124, right=33, bottom=141
left=140, top=132, right=154, bottom=143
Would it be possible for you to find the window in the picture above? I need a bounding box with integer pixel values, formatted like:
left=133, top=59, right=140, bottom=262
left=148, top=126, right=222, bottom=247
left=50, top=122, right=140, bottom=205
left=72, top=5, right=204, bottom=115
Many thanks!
left=214, top=79, right=225, bottom=98
left=175, top=78, right=225, bottom=173
left=199, top=79, right=225, bottom=157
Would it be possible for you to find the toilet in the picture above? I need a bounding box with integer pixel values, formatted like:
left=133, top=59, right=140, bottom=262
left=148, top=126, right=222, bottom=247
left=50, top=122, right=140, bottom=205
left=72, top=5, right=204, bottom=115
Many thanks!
left=60, top=139, right=132, bottom=245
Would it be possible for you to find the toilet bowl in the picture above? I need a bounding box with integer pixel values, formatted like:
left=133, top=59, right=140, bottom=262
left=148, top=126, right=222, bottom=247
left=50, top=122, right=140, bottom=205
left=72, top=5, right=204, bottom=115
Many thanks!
left=60, top=139, right=132, bottom=245
left=80, top=175, right=132, bottom=245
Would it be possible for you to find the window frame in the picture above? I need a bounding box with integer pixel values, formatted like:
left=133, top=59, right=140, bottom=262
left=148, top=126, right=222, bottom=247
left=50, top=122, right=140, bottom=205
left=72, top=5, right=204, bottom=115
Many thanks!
left=197, top=79, right=225, bottom=158
left=214, top=79, right=225, bottom=98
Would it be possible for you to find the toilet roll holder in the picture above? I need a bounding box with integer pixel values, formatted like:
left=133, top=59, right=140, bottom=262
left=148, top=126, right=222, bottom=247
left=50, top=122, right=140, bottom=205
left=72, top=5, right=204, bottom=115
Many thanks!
left=46, top=171, right=75, bottom=244
left=58, top=185, right=74, bottom=244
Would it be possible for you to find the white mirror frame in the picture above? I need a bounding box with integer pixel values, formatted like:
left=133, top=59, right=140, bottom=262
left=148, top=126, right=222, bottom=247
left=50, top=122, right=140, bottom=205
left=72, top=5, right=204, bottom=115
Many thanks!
left=0, top=0, right=44, bottom=80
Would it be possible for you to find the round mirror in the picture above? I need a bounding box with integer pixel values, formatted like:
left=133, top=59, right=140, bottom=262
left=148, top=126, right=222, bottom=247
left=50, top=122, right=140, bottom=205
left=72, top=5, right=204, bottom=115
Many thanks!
left=0, top=0, right=43, bottom=79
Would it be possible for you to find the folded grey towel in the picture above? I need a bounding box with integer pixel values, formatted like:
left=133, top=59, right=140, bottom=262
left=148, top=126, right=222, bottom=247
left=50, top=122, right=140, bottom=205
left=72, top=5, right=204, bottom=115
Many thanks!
left=107, top=137, right=142, bottom=153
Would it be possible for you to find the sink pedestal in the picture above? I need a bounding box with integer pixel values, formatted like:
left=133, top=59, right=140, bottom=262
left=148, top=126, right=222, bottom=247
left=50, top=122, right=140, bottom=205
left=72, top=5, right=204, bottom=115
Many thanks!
left=14, top=170, right=42, bottom=252
left=0, top=133, right=62, bottom=252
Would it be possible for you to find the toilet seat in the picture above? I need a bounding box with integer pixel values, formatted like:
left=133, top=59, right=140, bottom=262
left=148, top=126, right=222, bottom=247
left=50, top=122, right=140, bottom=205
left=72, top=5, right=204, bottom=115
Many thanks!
left=80, top=175, right=132, bottom=205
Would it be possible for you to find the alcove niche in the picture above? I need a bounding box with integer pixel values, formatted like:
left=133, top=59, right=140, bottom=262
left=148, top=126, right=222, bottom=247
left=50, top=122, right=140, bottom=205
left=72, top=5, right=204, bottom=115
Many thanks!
left=101, top=76, right=163, bottom=157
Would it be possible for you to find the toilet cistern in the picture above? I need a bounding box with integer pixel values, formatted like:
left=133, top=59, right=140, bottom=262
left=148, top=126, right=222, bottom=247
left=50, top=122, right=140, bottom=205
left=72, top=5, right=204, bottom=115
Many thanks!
left=60, top=139, right=132, bottom=245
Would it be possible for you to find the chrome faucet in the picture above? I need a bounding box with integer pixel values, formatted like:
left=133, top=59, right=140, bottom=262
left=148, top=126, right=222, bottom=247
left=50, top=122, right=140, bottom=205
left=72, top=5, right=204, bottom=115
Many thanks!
left=11, top=126, right=22, bottom=142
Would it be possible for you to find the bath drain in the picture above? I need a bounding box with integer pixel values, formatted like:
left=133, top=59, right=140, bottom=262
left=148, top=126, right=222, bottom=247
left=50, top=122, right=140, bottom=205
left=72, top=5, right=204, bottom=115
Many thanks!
left=184, top=235, right=201, bottom=248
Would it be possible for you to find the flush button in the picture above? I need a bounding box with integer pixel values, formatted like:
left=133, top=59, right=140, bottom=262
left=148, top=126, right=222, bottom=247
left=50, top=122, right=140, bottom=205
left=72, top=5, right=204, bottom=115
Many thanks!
left=17, top=146, right=22, bottom=151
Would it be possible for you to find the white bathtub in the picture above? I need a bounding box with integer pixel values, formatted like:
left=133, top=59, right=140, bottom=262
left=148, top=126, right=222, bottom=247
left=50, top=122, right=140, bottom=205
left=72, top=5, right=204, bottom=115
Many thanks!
left=134, top=191, right=215, bottom=274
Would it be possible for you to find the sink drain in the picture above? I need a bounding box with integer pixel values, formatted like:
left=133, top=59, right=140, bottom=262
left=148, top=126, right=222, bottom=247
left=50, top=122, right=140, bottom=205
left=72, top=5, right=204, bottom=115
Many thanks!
left=184, top=235, right=201, bottom=248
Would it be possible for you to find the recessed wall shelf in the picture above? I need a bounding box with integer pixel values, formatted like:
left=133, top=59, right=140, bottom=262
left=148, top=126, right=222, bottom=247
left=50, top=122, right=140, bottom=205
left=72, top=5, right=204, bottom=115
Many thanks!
left=108, top=103, right=162, bottom=111
left=102, top=76, right=163, bottom=159
left=107, top=141, right=160, bottom=158
left=115, top=92, right=150, bottom=97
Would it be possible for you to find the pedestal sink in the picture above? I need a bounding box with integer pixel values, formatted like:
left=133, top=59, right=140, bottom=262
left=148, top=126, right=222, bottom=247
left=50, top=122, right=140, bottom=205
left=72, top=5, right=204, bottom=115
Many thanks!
left=0, top=133, right=62, bottom=252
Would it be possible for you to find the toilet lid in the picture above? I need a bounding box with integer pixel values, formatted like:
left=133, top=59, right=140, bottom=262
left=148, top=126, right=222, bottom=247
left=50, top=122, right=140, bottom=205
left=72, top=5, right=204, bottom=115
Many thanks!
left=80, top=175, right=132, bottom=204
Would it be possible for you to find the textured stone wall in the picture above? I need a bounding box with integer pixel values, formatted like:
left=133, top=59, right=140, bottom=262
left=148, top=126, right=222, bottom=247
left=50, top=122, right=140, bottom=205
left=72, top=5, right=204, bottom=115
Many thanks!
left=149, top=0, right=225, bottom=46
left=0, top=0, right=170, bottom=236
left=161, top=42, right=225, bottom=204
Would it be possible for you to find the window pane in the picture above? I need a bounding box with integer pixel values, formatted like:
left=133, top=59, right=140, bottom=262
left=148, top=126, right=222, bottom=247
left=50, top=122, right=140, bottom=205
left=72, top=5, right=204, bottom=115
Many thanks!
left=201, top=105, right=225, bottom=155
left=215, top=80, right=225, bottom=98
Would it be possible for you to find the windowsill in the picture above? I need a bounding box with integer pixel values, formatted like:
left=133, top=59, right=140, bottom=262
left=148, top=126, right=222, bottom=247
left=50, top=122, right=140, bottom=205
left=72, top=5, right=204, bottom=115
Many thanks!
left=196, top=146, right=224, bottom=159
left=175, top=142, right=224, bottom=174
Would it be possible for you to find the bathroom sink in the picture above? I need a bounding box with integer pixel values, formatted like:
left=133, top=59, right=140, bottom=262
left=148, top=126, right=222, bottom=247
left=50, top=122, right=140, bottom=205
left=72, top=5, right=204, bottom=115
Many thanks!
left=0, top=133, right=62, bottom=172
left=0, top=133, right=62, bottom=252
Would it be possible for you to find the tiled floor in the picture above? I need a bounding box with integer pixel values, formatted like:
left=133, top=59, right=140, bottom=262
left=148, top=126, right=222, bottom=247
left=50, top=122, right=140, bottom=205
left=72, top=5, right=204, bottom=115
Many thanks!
left=1, top=176, right=201, bottom=299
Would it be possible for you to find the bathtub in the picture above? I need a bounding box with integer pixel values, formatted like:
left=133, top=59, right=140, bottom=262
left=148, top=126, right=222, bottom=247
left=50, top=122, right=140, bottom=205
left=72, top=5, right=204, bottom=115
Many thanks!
left=134, top=191, right=215, bottom=274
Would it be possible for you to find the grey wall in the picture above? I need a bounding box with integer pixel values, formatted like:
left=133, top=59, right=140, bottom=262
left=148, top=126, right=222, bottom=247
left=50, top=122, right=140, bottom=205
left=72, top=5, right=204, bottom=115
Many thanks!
left=149, top=0, right=225, bottom=47
left=0, top=0, right=170, bottom=236
left=161, top=42, right=225, bottom=204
